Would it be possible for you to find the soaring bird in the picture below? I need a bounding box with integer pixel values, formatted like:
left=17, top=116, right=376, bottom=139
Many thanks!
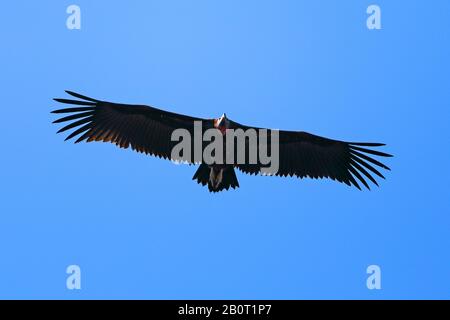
left=51, top=91, right=392, bottom=192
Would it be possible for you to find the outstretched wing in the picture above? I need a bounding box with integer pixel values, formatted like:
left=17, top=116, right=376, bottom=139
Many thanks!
left=229, top=120, right=392, bottom=190
left=51, top=91, right=213, bottom=162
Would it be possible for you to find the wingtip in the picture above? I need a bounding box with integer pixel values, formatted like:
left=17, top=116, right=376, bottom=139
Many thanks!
left=52, top=98, right=63, bottom=105
left=63, top=90, right=100, bottom=102
left=349, top=142, right=386, bottom=147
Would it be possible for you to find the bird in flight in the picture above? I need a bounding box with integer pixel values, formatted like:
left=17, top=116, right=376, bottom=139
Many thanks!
left=51, top=91, right=392, bottom=192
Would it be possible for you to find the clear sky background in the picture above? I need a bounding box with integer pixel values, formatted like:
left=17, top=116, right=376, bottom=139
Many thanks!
left=0, top=1, right=449, bottom=299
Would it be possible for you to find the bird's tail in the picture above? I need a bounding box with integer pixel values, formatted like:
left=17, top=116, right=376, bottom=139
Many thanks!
left=193, top=164, right=239, bottom=193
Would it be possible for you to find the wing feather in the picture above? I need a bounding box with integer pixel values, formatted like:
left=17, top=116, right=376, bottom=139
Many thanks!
left=52, top=92, right=213, bottom=162
left=229, top=120, right=392, bottom=190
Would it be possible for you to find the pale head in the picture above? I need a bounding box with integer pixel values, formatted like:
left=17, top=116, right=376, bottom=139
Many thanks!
left=214, top=113, right=228, bottom=127
left=214, top=113, right=229, bottom=133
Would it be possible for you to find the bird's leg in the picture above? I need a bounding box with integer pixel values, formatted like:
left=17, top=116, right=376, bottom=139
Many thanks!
left=209, top=166, right=224, bottom=189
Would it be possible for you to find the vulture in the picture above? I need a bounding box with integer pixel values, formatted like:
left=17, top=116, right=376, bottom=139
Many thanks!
left=51, top=91, right=392, bottom=192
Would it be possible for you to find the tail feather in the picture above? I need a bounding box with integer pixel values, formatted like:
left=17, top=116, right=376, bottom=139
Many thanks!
left=193, top=164, right=239, bottom=193
left=193, top=163, right=210, bottom=187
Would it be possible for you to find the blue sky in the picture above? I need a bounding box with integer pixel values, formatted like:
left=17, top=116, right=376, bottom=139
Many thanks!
left=0, top=1, right=449, bottom=299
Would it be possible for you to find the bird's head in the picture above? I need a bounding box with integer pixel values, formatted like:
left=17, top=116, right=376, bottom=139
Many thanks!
left=214, top=113, right=229, bottom=134
left=218, top=113, right=228, bottom=126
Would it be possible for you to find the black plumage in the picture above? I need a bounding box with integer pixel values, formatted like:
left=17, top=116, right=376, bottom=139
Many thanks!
left=52, top=91, right=392, bottom=192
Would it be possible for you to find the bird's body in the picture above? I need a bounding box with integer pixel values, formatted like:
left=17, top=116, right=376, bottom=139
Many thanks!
left=201, top=113, right=238, bottom=191
left=52, top=91, right=392, bottom=192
